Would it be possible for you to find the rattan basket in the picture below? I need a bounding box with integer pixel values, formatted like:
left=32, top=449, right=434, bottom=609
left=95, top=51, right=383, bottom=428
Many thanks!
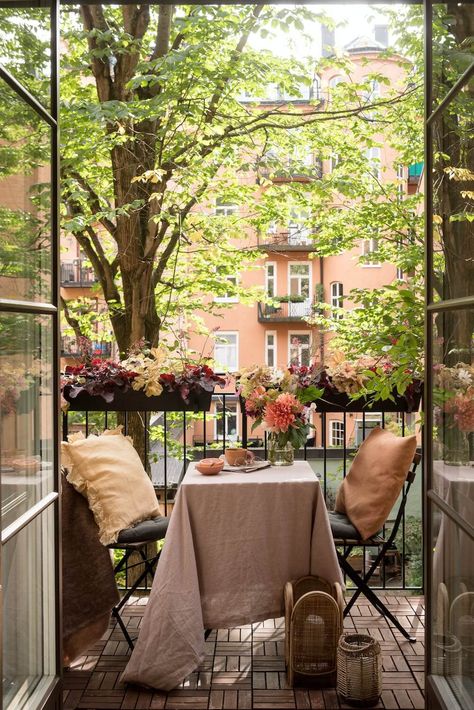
left=337, top=633, right=382, bottom=706
left=284, top=575, right=344, bottom=687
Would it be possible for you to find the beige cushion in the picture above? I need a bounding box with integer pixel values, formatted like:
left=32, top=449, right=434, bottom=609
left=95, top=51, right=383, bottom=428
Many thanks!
left=61, top=427, right=160, bottom=545
left=335, top=427, right=417, bottom=540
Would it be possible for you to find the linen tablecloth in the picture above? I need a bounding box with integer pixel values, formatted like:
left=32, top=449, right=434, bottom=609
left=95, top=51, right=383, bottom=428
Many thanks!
left=122, top=460, right=342, bottom=690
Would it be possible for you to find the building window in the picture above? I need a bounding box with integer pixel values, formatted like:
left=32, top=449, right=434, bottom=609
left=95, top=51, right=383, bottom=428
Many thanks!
left=361, top=237, right=380, bottom=267
left=289, top=263, right=311, bottom=299
left=288, top=208, right=311, bottom=245
left=265, top=331, right=277, bottom=367
left=214, top=271, right=239, bottom=303
left=355, top=416, right=381, bottom=446
left=289, top=333, right=311, bottom=366
left=365, top=146, right=381, bottom=180
left=329, top=75, right=343, bottom=91
left=329, top=420, right=345, bottom=447
left=397, top=164, right=405, bottom=200
left=214, top=332, right=238, bottom=371
left=330, top=282, right=343, bottom=320
left=215, top=199, right=238, bottom=216
left=215, top=398, right=238, bottom=442
left=330, top=153, right=340, bottom=173
left=265, top=262, right=276, bottom=297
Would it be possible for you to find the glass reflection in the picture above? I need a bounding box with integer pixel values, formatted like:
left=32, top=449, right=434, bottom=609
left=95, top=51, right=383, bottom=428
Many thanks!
left=432, top=4, right=474, bottom=107
left=3, top=507, right=56, bottom=709
left=0, top=78, right=51, bottom=302
left=0, top=6, right=51, bottom=109
left=431, top=504, right=474, bottom=706
left=432, top=307, right=473, bottom=477
left=0, top=312, right=54, bottom=529
left=432, top=102, right=474, bottom=301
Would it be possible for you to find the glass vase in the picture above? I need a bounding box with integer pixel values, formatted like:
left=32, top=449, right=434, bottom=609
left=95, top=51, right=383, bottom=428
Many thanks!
left=267, top=434, right=294, bottom=466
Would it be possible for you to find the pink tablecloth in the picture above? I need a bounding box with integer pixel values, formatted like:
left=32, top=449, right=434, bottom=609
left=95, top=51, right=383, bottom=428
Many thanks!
left=122, top=460, right=342, bottom=690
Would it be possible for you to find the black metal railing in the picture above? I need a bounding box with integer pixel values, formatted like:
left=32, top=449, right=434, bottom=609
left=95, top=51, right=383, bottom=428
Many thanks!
left=258, top=297, right=315, bottom=322
left=62, top=388, right=422, bottom=593
left=60, top=260, right=98, bottom=286
left=258, top=231, right=316, bottom=250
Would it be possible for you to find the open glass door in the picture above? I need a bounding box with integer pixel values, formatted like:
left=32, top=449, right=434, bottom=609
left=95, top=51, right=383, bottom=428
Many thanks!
left=0, top=1, right=61, bottom=708
left=425, top=2, right=474, bottom=708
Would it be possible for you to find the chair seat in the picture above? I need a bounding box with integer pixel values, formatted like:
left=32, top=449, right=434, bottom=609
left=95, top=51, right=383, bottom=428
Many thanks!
left=329, top=511, right=361, bottom=540
left=329, top=512, right=384, bottom=545
left=112, top=516, right=169, bottom=546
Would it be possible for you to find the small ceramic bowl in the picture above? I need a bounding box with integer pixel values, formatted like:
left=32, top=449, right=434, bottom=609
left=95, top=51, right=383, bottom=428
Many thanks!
left=196, top=458, right=225, bottom=475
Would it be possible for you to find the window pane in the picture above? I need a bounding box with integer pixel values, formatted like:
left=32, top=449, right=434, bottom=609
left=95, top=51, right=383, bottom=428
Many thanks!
left=0, top=313, right=54, bottom=529
left=0, top=79, right=51, bottom=302
left=431, top=107, right=474, bottom=300
left=3, top=506, right=56, bottom=709
left=430, top=505, right=474, bottom=704
left=0, top=7, right=52, bottom=109
left=432, top=4, right=474, bottom=110
left=432, top=309, right=474, bottom=509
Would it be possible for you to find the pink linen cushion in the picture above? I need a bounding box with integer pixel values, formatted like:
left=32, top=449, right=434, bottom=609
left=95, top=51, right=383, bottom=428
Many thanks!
left=335, top=427, right=417, bottom=540
left=61, top=427, right=161, bottom=545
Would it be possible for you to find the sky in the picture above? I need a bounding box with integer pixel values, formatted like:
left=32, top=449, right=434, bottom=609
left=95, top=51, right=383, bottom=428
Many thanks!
left=249, top=3, right=404, bottom=59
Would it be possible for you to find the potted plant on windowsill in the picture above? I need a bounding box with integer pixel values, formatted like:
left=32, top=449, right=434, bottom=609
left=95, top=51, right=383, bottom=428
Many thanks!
left=61, top=341, right=226, bottom=413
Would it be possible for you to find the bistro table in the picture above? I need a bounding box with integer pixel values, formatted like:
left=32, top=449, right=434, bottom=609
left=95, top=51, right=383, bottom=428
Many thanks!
left=121, top=460, right=343, bottom=691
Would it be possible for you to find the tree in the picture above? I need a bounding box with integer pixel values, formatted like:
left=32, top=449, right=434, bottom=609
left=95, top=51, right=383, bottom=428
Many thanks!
left=59, top=3, right=419, bottom=356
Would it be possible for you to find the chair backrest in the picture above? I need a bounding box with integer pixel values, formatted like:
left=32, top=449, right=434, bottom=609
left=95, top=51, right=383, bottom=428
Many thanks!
left=384, top=450, right=421, bottom=547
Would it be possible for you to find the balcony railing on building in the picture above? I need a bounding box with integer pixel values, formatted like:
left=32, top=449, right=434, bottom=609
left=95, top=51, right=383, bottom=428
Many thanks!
left=258, top=296, right=315, bottom=322
left=257, top=157, right=323, bottom=184
left=60, top=259, right=98, bottom=287
left=61, top=336, right=112, bottom=358
left=258, top=230, right=316, bottom=251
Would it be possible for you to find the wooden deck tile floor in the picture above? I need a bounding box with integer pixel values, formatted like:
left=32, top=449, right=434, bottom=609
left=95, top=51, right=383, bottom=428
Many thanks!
left=64, top=593, right=425, bottom=710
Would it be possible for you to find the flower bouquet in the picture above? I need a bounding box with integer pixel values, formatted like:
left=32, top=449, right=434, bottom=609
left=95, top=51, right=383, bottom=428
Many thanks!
left=236, top=366, right=320, bottom=465
left=433, top=363, right=474, bottom=463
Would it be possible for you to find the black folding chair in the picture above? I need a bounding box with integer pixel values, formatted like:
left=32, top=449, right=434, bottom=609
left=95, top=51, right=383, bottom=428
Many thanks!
left=328, top=452, right=421, bottom=643
left=108, top=516, right=169, bottom=649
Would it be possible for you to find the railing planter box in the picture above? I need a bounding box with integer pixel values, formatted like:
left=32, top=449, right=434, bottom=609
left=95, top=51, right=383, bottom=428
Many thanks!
left=63, top=387, right=214, bottom=412
left=314, top=386, right=422, bottom=413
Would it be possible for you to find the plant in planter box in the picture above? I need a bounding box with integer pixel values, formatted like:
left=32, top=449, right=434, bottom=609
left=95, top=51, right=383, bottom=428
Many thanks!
left=61, top=338, right=226, bottom=408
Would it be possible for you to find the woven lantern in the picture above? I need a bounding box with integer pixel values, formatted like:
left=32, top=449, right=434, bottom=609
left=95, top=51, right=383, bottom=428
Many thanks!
left=284, top=575, right=344, bottom=687
left=337, top=633, right=382, bottom=706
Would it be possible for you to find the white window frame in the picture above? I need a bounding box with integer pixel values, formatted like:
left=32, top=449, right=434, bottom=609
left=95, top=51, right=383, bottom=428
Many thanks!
left=365, top=146, right=381, bottom=180
left=215, top=200, right=238, bottom=217
left=214, top=397, right=239, bottom=442
left=265, top=331, right=277, bottom=367
left=330, top=153, right=340, bottom=173
left=361, top=237, right=380, bottom=268
left=330, top=281, right=343, bottom=320
left=288, top=331, right=311, bottom=367
left=329, top=420, right=345, bottom=447
left=214, top=272, right=239, bottom=303
left=214, top=331, right=239, bottom=371
left=265, top=261, right=277, bottom=297
left=355, top=415, right=382, bottom=446
left=287, top=261, right=312, bottom=298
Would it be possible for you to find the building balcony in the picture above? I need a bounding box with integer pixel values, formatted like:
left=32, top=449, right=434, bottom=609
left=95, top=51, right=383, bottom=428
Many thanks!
left=258, top=297, right=315, bottom=322
left=61, top=337, right=112, bottom=358
left=60, top=260, right=98, bottom=287
left=257, top=158, right=323, bottom=184
left=258, top=231, right=316, bottom=251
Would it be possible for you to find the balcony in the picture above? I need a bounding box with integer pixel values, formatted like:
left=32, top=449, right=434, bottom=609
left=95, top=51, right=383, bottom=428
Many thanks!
left=258, top=231, right=316, bottom=252
left=258, top=158, right=323, bottom=184
left=258, top=296, right=315, bottom=322
left=61, top=336, right=112, bottom=358
left=64, top=394, right=424, bottom=709
left=60, top=260, right=98, bottom=287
